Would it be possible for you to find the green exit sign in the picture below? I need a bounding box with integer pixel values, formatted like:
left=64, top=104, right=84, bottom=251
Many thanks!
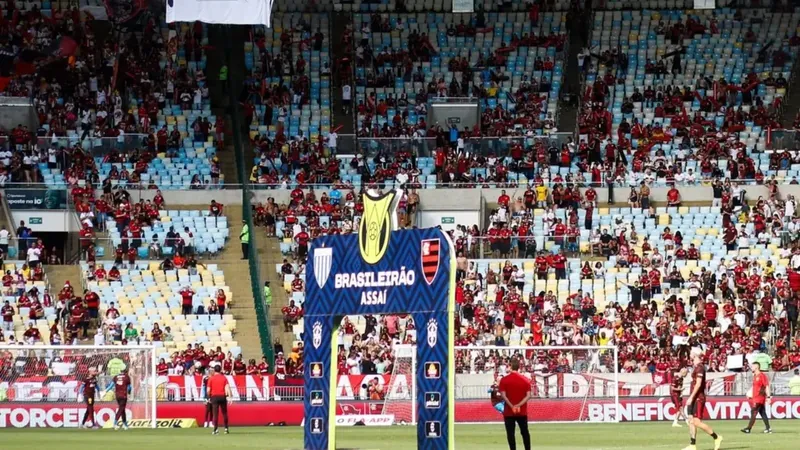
left=441, top=217, right=455, bottom=224
left=29, top=217, right=43, bottom=225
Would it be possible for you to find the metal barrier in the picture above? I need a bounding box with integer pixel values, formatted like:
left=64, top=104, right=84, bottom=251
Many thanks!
left=353, top=133, right=575, bottom=158
left=768, top=129, right=800, bottom=151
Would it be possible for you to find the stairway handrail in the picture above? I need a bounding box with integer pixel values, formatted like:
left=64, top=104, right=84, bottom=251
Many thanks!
left=224, top=25, right=275, bottom=367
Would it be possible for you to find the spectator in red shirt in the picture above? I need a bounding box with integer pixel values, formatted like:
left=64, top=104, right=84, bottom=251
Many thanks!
left=209, top=200, right=224, bottom=217
left=23, top=323, right=41, bottom=344
left=667, top=185, right=681, bottom=207
left=704, top=297, right=719, bottom=328
left=551, top=249, right=567, bottom=279
left=257, top=356, right=270, bottom=375
left=1, top=300, right=14, bottom=332
left=233, top=354, right=247, bottom=375
left=295, top=226, right=310, bottom=260
left=498, top=190, right=510, bottom=207
left=84, top=289, right=100, bottom=320
left=282, top=300, right=300, bottom=332
left=180, top=285, right=195, bottom=316
left=127, top=247, right=137, bottom=267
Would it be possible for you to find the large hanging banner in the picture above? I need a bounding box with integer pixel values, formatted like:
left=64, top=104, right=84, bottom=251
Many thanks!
left=165, top=0, right=273, bottom=27
left=304, top=189, right=456, bottom=450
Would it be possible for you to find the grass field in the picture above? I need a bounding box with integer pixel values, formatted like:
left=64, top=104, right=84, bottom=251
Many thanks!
left=0, top=421, right=794, bottom=450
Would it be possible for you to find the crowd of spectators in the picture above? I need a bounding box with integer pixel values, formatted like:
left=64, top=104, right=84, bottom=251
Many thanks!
left=1, top=6, right=222, bottom=190
left=353, top=9, right=565, bottom=138
left=263, top=174, right=800, bottom=379
left=452, top=185, right=800, bottom=375
left=5, top=3, right=800, bottom=388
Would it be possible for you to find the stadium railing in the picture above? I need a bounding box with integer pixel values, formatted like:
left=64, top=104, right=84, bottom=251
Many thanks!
left=768, top=129, right=800, bottom=151
left=245, top=176, right=780, bottom=189
left=333, top=133, right=575, bottom=157
left=456, top=235, right=587, bottom=259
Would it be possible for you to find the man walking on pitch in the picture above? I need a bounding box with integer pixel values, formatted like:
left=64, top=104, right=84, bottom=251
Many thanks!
left=207, top=364, right=231, bottom=435
left=81, top=368, right=98, bottom=428
left=498, top=359, right=531, bottom=450
left=741, top=362, right=773, bottom=434
left=671, top=367, right=689, bottom=427
left=683, top=351, right=723, bottom=450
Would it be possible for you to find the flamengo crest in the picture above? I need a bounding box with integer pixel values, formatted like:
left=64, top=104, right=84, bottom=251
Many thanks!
left=421, top=238, right=440, bottom=285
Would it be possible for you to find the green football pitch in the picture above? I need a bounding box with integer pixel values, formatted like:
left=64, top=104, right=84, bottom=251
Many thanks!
left=0, top=422, right=794, bottom=450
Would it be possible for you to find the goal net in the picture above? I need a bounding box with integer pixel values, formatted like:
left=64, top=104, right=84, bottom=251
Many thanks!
left=384, top=345, right=620, bottom=424
left=0, top=345, right=157, bottom=428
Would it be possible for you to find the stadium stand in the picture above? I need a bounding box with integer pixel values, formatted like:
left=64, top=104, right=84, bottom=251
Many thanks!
left=102, top=209, right=230, bottom=257
left=0, top=263, right=51, bottom=344
left=352, top=9, right=565, bottom=135
left=244, top=13, right=333, bottom=182
left=578, top=6, right=798, bottom=186
left=77, top=260, right=239, bottom=358
left=264, top=165, right=800, bottom=373
left=2, top=6, right=224, bottom=190
left=3, top=0, right=800, bottom=385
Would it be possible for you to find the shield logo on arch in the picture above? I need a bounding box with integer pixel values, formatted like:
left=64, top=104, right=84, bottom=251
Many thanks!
left=358, top=191, right=397, bottom=265
left=314, top=247, right=333, bottom=289
left=421, top=239, right=440, bottom=285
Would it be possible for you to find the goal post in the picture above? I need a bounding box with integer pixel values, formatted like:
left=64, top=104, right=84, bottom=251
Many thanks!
left=383, top=344, right=417, bottom=425
left=0, top=345, right=157, bottom=428
left=384, top=344, right=620, bottom=425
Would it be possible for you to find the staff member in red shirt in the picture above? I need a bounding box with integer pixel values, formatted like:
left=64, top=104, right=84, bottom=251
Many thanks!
left=498, top=359, right=531, bottom=450
left=207, top=364, right=231, bottom=435
left=741, top=362, right=772, bottom=434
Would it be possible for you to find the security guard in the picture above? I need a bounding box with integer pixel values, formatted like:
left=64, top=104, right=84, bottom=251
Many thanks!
left=240, top=220, right=249, bottom=259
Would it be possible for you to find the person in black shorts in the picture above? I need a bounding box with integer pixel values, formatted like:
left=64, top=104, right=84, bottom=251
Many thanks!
left=81, top=368, right=98, bottom=428
left=684, top=351, right=722, bottom=450
left=202, top=374, right=213, bottom=428
left=207, top=365, right=231, bottom=435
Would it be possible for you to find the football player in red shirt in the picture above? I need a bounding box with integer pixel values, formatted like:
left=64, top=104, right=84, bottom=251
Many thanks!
left=670, top=367, right=688, bottom=427
left=684, top=351, right=722, bottom=450
left=741, top=361, right=772, bottom=434
left=113, top=368, right=132, bottom=430
left=81, top=368, right=98, bottom=428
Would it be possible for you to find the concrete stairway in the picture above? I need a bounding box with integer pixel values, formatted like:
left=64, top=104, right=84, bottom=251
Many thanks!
left=203, top=205, right=269, bottom=359
left=0, top=196, right=14, bottom=239
left=215, top=260, right=263, bottom=358
left=47, top=264, right=91, bottom=342
left=256, top=235, right=297, bottom=348
left=45, top=264, right=83, bottom=296
left=330, top=11, right=355, bottom=135
left=91, top=204, right=265, bottom=357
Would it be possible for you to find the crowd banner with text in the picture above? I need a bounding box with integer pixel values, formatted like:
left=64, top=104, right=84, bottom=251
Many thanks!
left=303, top=189, right=456, bottom=450
left=2, top=371, right=745, bottom=403
left=4, top=397, right=800, bottom=427
left=4, top=189, right=67, bottom=210
left=165, top=0, right=273, bottom=27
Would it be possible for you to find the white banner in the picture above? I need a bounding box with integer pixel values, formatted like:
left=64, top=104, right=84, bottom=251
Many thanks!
left=452, top=0, right=474, bottom=13
left=166, top=0, right=273, bottom=27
